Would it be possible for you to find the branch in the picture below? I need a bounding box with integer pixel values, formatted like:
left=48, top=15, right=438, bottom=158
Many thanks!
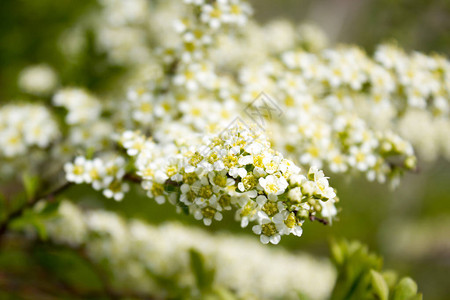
left=0, top=181, right=72, bottom=240
left=123, top=173, right=181, bottom=188
left=123, top=173, right=142, bottom=184
left=309, top=213, right=329, bottom=225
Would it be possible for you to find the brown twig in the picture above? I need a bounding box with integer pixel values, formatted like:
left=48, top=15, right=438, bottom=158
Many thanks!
left=309, top=213, right=330, bottom=225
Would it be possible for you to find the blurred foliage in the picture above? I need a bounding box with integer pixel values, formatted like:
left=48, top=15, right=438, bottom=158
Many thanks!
left=0, top=0, right=125, bottom=102
left=329, top=239, right=422, bottom=300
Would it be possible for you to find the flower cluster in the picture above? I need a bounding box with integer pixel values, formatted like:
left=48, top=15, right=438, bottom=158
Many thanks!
left=51, top=88, right=116, bottom=153
left=40, top=201, right=335, bottom=300
left=274, top=111, right=416, bottom=184
left=53, top=88, right=102, bottom=125
left=0, top=104, right=60, bottom=157
left=187, top=0, right=252, bottom=30
left=281, top=45, right=450, bottom=116
left=18, top=64, right=58, bottom=96
left=64, top=156, right=129, bottom=201
left=121, top=125, right=338, bottom=244
left=398, top=110, right=450, bottom=162
left=117, top=2, right=419, bottom=185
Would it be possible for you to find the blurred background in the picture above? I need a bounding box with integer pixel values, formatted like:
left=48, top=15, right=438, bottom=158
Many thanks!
left=1, top=0, right=450, bottom=299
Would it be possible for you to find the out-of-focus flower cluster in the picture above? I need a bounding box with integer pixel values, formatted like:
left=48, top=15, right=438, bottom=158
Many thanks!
left=0, top=104, right=59, bottom=157
left=281, top=45, right=450, bottom=116
left=42, top=201, right=335, bottom=300
left=18, top=64, right=58, bottom=96
left=52, top=88, right=115, bottom=153
left=398, top=110, right=450, bottom=162
left=64, top=156, right=128, bottom=201
left=120, top=125, right=338, bottom=244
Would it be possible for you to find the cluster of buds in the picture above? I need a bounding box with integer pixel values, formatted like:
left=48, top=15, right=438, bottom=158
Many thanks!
left=121, top=125, right=338, bottom=244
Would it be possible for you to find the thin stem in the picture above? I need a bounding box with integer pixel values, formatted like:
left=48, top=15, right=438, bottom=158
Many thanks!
left=309, top=213, right=329, bottom=225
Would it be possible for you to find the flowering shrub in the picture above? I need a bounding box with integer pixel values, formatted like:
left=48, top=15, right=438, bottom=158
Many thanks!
left=2, top=0, right=448, bottom=298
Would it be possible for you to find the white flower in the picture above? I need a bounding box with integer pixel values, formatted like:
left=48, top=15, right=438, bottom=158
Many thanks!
left=327, top=151, right=348, bottom=173
left=252, top=216, right=282, bottom=245
left=262, top=155, right=282, bottom=174
left=0, top=128, right=26, bottom=157
left=320, top=199, right=338, bottom=220
left=65, top=156, right=88, bottom=184
left=84, top=158, right=105, bottom=190
left=273, top=211, right=303, bottom=237
left=103, top=181, right=129, bottom=201
left=53, top=88, right=101, bottom=125
left=259, top=175, right=288, bottom=196
left=348, top=146, right=376, bottom=172
left=288, top=187, right=303, bottom=202
left=229, top=167, right=247, bottom=178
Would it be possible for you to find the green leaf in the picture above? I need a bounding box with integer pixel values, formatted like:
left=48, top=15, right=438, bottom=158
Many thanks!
left=393, top=277, right=418, bottom=300
left=189, top=248, right=215, bottom=291
left=329, top=239, right=383, bottom=300
left=22, top=173, right=40, bottom=201
left=370, top=270, right=389, bottom=300
left=30, top=218, right=48, bottom=240
left=38, top=201, right=61, bottom=217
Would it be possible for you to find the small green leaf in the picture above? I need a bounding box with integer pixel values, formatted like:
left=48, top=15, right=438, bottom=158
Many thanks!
left=30, top=218, right=48, bottom=240
left=370, top=269, right=389, bottom=300
left=393, top=277, right=418, bottom=300
left=329, top=239, right=344, bottom=266
left=189, top=248, right=215, bottom=291
left=39, top=201, right=61, bottom=217
left=22, top=173, right=40, bottom=200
